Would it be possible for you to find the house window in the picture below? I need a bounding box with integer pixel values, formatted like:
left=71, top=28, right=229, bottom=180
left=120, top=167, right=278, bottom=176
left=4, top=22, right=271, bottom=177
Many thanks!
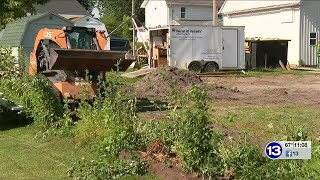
left=310, top=32, right=317, bottom=46
left=181, top=7, right=186, bottom=19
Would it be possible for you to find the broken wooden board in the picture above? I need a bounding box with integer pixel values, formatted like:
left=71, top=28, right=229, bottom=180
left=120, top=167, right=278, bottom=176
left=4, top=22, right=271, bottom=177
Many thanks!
left=121, top=68, right=156, bottom=78
left=279, top=60, right=287, bottom=70
left=286, top=64, right=291, bottom=71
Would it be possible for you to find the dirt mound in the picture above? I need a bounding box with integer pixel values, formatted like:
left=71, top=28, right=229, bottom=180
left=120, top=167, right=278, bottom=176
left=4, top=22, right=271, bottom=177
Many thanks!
left=146, top=140, right=167, bottom=163
left=135, top=67, right=203, bottom=98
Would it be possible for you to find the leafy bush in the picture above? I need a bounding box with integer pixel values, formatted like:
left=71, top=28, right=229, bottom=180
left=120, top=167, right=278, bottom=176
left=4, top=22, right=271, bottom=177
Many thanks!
left=137, top=85, right=224, bottom=177
left=0, top=47, right=19, bottom=79
left=0, top=75, right=64, bottom=128
left=0, top=48, right=64, bottom=128
left=170, top=85, right=218, bottom=172
left=75, top=74, right=142, bottom=156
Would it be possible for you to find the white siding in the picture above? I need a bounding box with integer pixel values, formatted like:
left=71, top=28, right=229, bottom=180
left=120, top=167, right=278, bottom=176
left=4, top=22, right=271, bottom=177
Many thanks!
left=145, top=0, right=168, bottom=28
left=73, top=17, right=107, bottom=31
left=300, top=1, right=320, bottom=66
left=223, top=8, right=300, bottom=65
left=220, top=0, right=300, bottom=14
left=169, top=5, right=213, bottom=22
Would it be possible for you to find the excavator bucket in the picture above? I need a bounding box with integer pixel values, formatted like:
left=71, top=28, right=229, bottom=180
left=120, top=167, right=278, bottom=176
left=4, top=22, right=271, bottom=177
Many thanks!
left=49, top=49, right=135, bottom=72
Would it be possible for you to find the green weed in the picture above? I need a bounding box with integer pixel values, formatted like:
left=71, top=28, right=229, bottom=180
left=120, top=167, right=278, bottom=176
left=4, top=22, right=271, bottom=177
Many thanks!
left=67, top=157, right=147, bottom=180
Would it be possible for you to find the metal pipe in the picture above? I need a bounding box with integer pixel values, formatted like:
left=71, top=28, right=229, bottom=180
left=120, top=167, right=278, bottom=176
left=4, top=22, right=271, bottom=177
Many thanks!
left=213, top=0, right=217, bottom=26
left=132, top=17, right=148, bottom=52
left=132, top=0, right=136, bottom=57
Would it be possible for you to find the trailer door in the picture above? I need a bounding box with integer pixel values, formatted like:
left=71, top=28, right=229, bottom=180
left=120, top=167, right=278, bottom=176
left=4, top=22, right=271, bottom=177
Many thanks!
left=222, top=29, right=238, bottom=68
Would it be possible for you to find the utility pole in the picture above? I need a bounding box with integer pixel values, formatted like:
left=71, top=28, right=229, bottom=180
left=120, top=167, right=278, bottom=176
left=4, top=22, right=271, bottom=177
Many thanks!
left=213, top=0, right=217, bottom=26
left=132, top=0, right=136, bottom=57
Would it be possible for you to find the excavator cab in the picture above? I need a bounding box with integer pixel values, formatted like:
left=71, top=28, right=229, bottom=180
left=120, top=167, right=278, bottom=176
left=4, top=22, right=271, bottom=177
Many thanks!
left=65, top=27, right=97, bottom=50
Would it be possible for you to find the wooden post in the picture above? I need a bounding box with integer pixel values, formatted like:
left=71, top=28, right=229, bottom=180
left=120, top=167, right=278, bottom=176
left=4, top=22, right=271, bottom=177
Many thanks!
left=132, top=0, right=136, bottom=57
left=213, top=0, right=217, bottom=26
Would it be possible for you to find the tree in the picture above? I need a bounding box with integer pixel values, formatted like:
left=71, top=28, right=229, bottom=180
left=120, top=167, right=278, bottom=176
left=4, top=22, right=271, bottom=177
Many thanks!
left=77, top=0, right=97, bottom=13
left=99, top=0, right=145, bottom=38
left=100, top=11, right=123, bottom=37
left=101, top=0, right=144, bottom=21
left=0, top=0, right=48, bottom=29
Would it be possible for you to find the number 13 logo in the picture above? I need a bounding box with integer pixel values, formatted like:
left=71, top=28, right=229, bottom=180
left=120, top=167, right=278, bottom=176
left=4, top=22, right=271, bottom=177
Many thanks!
left=265, top=142, right=283, bottom=159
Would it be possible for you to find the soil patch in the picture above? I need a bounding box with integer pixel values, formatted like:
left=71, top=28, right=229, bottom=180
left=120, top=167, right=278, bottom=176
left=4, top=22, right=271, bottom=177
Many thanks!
left=148, top=162, right=200, bottom=180
left=203, top=75, right=320, bottom=106
left=134, top=67, right=239, bottom=100
left=119, top=147, right=201, bottom=180
left=135, top=67, right=203, bottom=99
left=146, top=140, right=168, bottom=163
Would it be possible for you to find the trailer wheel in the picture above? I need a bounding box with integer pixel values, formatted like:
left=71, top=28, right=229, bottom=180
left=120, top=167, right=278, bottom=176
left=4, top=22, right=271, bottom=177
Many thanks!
left=188, top=61, right=203, bottom=73
left=204, top=62, right=219, bottom=72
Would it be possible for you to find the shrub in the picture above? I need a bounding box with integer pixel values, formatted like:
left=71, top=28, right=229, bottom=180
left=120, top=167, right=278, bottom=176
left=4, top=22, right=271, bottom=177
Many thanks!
left=75, top=74, right=142, bottom=156
left=0, top=75, right=64, bottom=128
left=171, top=85, right=217, bottom=172
left=0, top=48, right=64, bottom=128
left=0, top=47, right=19, bottom=79
left=137, top=85, right=225, bottom=177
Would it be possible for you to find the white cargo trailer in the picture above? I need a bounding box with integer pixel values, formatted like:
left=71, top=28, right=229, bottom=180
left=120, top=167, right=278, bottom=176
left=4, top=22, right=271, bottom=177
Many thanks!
left=148, top=25, right=245, bottom=72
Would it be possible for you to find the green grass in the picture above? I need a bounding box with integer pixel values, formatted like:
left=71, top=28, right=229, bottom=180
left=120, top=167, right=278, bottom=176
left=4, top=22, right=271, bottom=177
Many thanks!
left=233, top=69, right=318, bottom=77
left=0, top=112, right=157, bottom=180
left=0, top=125, right=97, bottom=179
left=211, top=101, right=320, bottom=147
left=211, top=101, right=320, bottom=176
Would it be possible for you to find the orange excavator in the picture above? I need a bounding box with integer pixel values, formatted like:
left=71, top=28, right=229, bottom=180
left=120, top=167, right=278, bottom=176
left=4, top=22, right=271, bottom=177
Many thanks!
left=29, top=26, right=134, bottom=99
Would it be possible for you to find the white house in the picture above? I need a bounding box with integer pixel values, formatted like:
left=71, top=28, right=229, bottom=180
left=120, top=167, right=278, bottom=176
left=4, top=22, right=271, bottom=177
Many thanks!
left=220, top=0, right=320, bottom=66
left=139, top=0, right=225, bottom=42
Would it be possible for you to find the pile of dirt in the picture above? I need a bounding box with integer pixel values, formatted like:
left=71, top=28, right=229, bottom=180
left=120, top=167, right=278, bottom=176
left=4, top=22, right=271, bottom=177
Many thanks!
left=145, top=140, right=168, bottom=163
left=135, top=67, right=203, bottom=98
